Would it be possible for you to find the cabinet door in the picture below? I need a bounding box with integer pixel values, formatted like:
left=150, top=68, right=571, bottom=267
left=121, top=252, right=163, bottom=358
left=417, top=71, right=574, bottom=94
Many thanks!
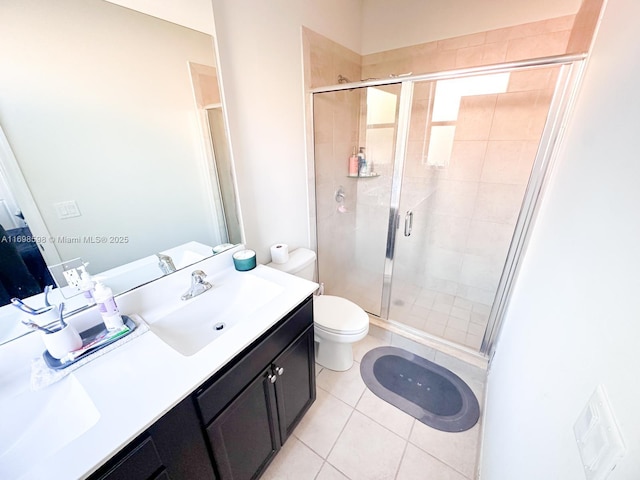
left=90, top=396, right=216, bottom=480
left=94, top=435, right=164, bottom=480
left=206, top=369, right=280, bottom=480
left=147, top=396, right=217, bottom=480
left=272, top=326, right=316, bottom=443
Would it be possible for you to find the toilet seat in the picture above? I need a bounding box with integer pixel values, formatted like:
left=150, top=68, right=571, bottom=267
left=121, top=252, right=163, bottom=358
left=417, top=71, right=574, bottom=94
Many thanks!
left=313, top=295, right=368, bottom=335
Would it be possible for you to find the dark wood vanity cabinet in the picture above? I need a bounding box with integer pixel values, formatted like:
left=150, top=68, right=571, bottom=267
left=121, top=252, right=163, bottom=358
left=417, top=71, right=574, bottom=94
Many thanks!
left=89, top=295, right=315, bottom=480
left=204, top=325, right=316, bottom=480
left=89, top=395, right=216, bottom=480
left=198, top=296, right=316, bottom=480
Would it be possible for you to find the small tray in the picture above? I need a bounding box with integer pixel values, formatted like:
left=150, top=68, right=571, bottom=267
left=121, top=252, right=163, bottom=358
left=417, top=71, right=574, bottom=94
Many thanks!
left=43, top=316, right=137, bottom=370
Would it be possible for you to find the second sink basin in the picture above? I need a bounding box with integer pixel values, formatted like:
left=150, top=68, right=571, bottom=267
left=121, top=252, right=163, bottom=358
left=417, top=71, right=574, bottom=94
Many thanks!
left=0, top=375, right=100, bottom=479
left=147, top=272, right=284, bottom=356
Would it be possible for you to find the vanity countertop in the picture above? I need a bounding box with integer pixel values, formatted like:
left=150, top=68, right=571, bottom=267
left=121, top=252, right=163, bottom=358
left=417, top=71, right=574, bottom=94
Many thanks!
left=0, top=246, right=318, bottom=480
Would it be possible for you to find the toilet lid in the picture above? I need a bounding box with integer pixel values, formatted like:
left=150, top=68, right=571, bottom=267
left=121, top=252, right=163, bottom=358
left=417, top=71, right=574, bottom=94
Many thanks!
left=313, top=295, right=369, bottom=335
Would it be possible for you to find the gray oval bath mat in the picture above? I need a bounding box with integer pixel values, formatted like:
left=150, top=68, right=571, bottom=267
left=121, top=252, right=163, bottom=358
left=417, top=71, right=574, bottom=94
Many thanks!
left=360, top=346, right=479, bottom=432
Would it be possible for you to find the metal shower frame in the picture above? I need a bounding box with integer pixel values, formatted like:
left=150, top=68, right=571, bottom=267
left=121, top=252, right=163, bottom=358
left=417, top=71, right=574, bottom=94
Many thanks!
left=310, top=53, right=587, bottom=358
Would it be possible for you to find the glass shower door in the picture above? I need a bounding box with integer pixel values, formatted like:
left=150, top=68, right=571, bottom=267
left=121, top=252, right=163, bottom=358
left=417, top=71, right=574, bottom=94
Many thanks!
left=313, top=84, right=402, bottom=316
left=387, top=67, right=561, bottom=351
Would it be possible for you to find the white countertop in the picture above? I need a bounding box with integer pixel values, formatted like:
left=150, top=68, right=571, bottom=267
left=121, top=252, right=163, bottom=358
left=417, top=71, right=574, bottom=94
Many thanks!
left=0, top=246, right=317, bottom=480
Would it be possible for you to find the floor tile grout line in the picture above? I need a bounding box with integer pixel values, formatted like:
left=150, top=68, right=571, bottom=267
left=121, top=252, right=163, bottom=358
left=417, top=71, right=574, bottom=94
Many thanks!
left=393, top=436, right=411, bottom=480
left=322, top=404, right=356, bottom=474
left=354, top=392, right=417, bottom=442
left=405, top=423, right=480, bottom=479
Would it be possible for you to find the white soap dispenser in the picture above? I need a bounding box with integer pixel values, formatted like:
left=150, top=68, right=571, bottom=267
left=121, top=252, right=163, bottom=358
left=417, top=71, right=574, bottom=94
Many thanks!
left=78, top=266, right=96, bottom=306
left=93, top=281, right=124, bottom=330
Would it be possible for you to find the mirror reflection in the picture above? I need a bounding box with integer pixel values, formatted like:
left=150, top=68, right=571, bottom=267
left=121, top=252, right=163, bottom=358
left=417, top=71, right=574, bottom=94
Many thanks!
left=0, top=0, right=242, bottom=341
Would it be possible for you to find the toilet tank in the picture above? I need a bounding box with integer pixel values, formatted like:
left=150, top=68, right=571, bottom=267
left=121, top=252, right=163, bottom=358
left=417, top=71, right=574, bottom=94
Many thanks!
left=267, top=248, right=316, bottom=281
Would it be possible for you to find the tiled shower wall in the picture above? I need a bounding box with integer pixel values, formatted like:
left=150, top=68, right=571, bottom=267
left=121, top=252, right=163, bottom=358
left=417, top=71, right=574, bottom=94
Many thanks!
left=303, top=28, right=363, bottom=295
left=387, top=67, right=560, bottom=350
left=306, top=0, right=603, bottom=350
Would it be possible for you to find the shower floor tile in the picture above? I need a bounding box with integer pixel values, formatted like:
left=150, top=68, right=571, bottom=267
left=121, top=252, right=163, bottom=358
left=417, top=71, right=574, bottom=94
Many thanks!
left=386, top=282, right=492, bottom=351
left=323, top=266, right=492, bottom=351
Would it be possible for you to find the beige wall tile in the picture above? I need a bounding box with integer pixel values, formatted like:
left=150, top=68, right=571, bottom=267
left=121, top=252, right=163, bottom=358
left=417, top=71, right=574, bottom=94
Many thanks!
left=455, top=94, right=498, bottom=141
left=303, top=26, right=361, bottom=89
left=484, top=26, right=513, bottom=44
left=445, top=141, right=488, bottom=182
left=410, top=49, right=457, bottom=75
left=455, top=44, right=485, bottom=68
left=508, top=67, right=559, bottom=92
left=505, top=30, right=571, bottom=61
left=428, top=179, right=479, bottom=219
left=480, top=41, right=509, bottom=65
left=473, top=183, right=526, bottom=224
left=437, top=32, right=486, bottom=51
left=481, top=140, right=536, bottom=185
left=465, top=220, right=514, bottom=260
left=489, top=90, right=549, bottom=141
left=567, top=0, right=604, bottom=53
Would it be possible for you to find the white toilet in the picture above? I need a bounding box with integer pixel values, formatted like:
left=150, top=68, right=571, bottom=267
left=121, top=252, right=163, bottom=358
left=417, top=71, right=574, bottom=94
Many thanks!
left=267, top=248, right=369, bottom=371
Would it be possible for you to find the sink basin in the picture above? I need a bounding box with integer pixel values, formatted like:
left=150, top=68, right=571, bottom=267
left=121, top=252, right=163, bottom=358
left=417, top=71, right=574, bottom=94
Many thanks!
left=147, top=272, right=284, bottom=356
left=0, top=375, right=100, bottom=478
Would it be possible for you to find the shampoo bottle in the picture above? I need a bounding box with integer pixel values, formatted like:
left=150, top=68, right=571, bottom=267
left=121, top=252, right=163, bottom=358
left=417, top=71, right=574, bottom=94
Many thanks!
left=93, top=281, right=124, bottom=330
left=348, top=147, right=358, bottom=176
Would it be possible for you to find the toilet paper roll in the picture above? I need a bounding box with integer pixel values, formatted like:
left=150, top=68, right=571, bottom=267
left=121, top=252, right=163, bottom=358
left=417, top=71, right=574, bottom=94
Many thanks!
left=270, top=243, right=289, bottom=264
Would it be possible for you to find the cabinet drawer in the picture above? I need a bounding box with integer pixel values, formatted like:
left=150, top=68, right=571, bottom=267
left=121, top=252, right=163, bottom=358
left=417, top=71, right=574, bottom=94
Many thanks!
left=196, top=296, right=313, bottom=425
left=98, top=436, right=163, bottom=480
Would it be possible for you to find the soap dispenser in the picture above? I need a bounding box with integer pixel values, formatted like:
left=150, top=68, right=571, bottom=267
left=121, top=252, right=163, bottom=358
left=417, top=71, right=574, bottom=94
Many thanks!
left=78, top=266, right=96, bottom=306
left=93, top=281, right=124, bottom=330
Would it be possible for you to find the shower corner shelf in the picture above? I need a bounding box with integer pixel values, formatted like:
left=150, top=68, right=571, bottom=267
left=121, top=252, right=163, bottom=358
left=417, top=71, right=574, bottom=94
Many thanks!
left=347, top=173, right=380, bottom=179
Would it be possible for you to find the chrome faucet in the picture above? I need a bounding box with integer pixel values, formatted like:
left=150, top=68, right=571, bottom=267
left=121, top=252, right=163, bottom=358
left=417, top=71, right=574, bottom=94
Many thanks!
left=156, top=253, right=176, bottom=274
left=181, top=269, right=212, bottom=300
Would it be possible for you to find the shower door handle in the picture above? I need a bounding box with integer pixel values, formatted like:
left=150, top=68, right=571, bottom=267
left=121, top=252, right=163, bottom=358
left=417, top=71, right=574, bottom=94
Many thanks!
left=404, top=210, right=413, bottom=236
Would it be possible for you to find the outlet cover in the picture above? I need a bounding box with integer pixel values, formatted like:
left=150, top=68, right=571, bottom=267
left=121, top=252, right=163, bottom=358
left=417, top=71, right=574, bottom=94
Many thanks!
left=574, top=385, right=626, bottom=480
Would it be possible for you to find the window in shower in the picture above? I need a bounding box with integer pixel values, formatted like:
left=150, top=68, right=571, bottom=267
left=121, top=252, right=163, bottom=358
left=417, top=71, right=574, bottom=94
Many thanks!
left=424, top=73, right=510, bottom=167
left=365, top=87, right=399, bottom=170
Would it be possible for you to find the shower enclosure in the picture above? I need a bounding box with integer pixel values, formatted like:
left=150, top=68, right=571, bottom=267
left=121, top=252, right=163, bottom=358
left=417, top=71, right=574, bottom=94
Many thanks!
left=311, top=55, right=585, bottom=356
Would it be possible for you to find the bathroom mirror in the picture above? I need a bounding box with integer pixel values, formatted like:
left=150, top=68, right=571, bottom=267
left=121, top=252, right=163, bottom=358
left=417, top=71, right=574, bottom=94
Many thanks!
left=0, top=0, right=242, bottom=342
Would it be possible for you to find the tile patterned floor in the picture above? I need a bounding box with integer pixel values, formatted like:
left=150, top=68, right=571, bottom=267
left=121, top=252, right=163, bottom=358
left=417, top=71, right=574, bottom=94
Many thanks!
left=262, top=326, right=486, bottom=480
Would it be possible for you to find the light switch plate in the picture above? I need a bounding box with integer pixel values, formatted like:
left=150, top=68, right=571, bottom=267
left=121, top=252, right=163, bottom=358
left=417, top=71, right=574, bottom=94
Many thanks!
left=54, top=200, right=81, bottom=219
left=574, top=385, right=626, bottom=480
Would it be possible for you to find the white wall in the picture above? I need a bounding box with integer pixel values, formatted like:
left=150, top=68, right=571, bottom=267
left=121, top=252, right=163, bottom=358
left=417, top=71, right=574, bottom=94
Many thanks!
left=210, top=0, right=362, bottom=262
left=480, top=0, right=640, bottom=478
left=105, top=0, right=215, bottom=35
left=361, top=0, right=582, bottom=54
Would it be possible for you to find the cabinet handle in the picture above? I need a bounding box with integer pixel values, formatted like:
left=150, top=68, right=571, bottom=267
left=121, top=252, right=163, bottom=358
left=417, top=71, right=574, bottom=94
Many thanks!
left=275, top=366, right=284, bottom=376
left=268, top=374, right=277, bottom=384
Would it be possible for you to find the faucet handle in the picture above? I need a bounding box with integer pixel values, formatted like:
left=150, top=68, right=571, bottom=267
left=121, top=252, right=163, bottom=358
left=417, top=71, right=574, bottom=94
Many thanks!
left=156, top=253, right=176, bottom=274
left=191, top=270, right=207, bottom=283
left=181, top=270, right=212, bottom=301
